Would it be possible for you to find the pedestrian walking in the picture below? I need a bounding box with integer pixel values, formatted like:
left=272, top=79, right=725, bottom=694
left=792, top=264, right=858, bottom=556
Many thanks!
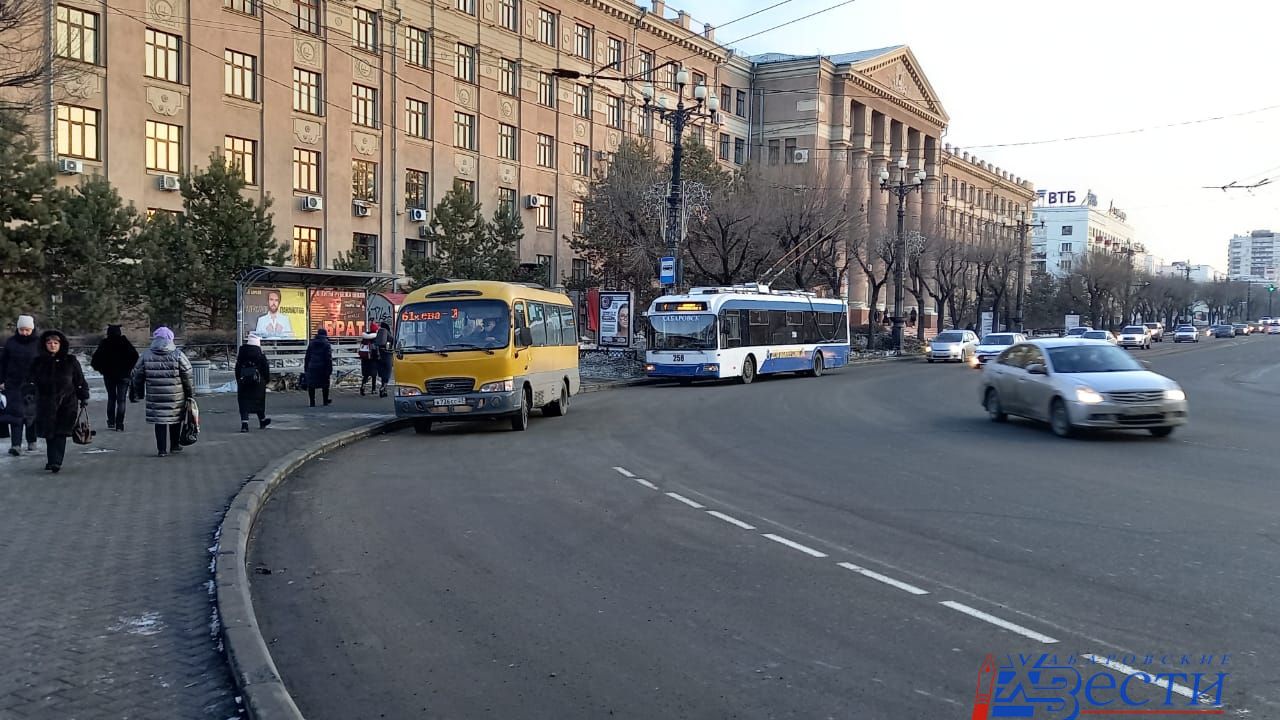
left=303, top=327, right=333, bottom=407
left=26, top=330, right=90, bottom=473
left=374, top=321, right=393, bottom=398
left=1, top=315, right=40, bottom=455
left=131, top=327, right=193, bottom=458
left=90, top=324, right=139, bottom=432
left=358, top=323, right=378, bottom=396
left=235, top=333, right=271, bottom=432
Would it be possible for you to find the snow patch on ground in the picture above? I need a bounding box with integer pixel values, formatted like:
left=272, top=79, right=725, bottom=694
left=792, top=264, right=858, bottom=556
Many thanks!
left=108, top=611, right=165, bottom=636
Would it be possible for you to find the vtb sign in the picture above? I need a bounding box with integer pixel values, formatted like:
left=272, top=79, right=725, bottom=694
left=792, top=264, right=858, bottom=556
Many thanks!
left=1040, top=190, right=1077, bottom=205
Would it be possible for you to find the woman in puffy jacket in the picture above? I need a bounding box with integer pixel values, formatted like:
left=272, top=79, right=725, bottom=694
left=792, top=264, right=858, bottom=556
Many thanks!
left=303, top=327, right=333, bottom=407
left=131, top=327, right=193, bottom=457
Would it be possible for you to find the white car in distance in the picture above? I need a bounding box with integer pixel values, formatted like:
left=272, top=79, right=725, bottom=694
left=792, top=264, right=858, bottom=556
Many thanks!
left=975, top=333, right=1027, bottom=366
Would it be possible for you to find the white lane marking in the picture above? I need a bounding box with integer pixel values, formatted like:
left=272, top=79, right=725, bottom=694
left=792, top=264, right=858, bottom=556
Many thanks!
left=612, top=466, right=635, bottom=478
left=837, top=562, right=929, bottom=595
left=706, top=511, right=756, bottom=530
left=761, top=534, right=828, bottom=558
left=1082, top=654, right=1220, bottom=705
left=939, top=601, right=1058, bottom=644
left=633, top=478, right=658, bottom=490
left=665, top=492, right=705, bottom=509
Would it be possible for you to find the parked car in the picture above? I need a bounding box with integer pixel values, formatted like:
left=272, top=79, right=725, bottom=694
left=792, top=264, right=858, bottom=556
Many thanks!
left=1213, top=324, right=1237, bottom=338
left=1117, top=325, right=1152, bottom=350
left=928, top=330, right=980, bottom=364
left=975, top=332, right=1027, bottom=366
left=1172, top=325, right=1199, bottom=343
left=1064, top=326, right=1094, bottom=338
left=1081, top=329, right=1118, bottom=344
left=1143, top=322, right=1164, bottom=342
left=979, top=339, right=1188, bottom=438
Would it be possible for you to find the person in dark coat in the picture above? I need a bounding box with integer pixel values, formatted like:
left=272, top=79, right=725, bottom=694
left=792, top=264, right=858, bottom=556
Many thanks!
left=374, top=322, right=393, bottom=398
left=303, top=328, right=333, bottom=407
left=235, top=333, right=271, bottom=432
left=90, top=324, right=139, bottom=432
left=358, top=323, right=379, bottom=396
left=25, top=330, right=90, bottom=473
left=131, top=326, right=193, bottom=457
left=1, top=314, right=40, bottom=455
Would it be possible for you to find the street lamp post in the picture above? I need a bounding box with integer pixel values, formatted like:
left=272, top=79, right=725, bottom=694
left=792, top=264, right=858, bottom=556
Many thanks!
left=1012, top=212, right=1045, bottom=333
left=640, top=71, right=719, bottom=294
left=879, top=157, right=925, bottom=353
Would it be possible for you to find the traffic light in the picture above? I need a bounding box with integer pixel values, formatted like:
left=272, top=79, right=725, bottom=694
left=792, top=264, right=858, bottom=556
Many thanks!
left=1269, top=284, right=1277, bottom=293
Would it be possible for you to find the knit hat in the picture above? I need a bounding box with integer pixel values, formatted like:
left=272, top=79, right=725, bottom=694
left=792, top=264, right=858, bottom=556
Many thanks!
left=316, top=327, right=328, bottom=336
left=16, top=315, right=34, bottom=330
left=153, top=326, right=175, bottom=341
left=369, top=322, right=380, bottom=332
left=246, top=333, right=262, bottom=346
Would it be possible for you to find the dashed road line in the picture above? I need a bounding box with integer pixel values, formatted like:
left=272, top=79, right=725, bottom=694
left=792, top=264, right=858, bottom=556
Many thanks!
left=632, top=478, right=658, bottom=490
left=761, top=534, right=828, bottom=558
left=612, top=466, right=636, bottom=478
left=665, top=492, right=705, bottom=509
left=939, top=601, right=1058, bottom=644
left=837, top=562, right=929, bottom=595
left=706, top=510, right=756, bottom=530
left=1082, top=654, right=1221, bottom=706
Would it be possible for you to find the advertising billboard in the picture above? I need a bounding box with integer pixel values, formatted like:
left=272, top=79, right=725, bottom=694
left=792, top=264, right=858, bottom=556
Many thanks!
left=597, top=290, right=632, bottom=348
left=308, top=288, right=367, bottom=337
left=244, top=287, right=308, bottom=340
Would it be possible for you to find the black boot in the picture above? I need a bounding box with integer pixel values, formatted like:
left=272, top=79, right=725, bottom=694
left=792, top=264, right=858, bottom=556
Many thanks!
left=259, top=418, right=272, bottom=429
left=240, top=422, right=249, bottom=433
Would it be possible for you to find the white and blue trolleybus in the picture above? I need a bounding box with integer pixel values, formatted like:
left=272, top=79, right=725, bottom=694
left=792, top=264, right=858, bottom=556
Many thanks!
left=643, top=284, right=850, bottom=383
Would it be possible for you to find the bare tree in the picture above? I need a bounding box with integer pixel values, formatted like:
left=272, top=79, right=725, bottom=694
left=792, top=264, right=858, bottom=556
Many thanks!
left=758, top=163, right=848, bottom=296
left=684, top=172, right=776, bottom=286
left=924, top=231, right=967, bottom=332
left=0, top=1, right=63, bottom=112
left=1067, top=249, right=1130, bottom=328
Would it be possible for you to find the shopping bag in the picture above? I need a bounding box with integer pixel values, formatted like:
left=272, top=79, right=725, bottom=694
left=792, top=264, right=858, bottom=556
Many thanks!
left=72, top=405, right=94, bottom=445
left=179, top=398, right=200, bottom=446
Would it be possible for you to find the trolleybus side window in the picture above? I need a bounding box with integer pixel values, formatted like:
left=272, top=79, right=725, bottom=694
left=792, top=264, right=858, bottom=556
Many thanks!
left=748, top=310, right=769, bottom=345
left=720, top=310, right=742, bottom=348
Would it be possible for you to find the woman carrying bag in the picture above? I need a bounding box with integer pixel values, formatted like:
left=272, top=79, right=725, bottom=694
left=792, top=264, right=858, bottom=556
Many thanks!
left=131, top=327, right=193, bottom=457
left=235, top=333, right=271, bottom=432
left=25, top=330, right=90, bottom=473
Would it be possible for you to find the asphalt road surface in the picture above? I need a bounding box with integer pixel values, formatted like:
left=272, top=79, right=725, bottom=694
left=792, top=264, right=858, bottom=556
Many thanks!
left=250, top=335, right=1280, bottom=718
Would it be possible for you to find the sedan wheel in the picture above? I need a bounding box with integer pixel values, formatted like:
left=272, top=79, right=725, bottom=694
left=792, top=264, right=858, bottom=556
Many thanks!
left=985, top=389, right=1007, bottom=423
left=1050, top=399, right=1074, bottom=438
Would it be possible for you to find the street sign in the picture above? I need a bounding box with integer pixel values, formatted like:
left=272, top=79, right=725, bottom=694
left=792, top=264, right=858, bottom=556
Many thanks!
left=1065, top=314, right=1081, bottom=330
left=659, top=256, right=676, bottom=285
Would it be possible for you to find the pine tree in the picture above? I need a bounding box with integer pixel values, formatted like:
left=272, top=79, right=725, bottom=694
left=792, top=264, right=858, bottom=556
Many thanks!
left=137, top=211, right=194, bottom=329
left=332, top=249, right=373, bottom=272
left=483, top=204, right=522, bottom=280
left=0, top=109, right=58, bottom=324
left=403, top=180, right=518, bottom=287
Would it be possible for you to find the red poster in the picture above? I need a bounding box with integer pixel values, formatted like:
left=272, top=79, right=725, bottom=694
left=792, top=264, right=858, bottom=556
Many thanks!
left=308, top=288, right=367, bottom=337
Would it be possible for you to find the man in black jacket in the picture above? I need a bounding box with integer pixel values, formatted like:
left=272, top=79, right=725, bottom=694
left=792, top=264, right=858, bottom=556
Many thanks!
left=91, top=325, right=139, bottom=431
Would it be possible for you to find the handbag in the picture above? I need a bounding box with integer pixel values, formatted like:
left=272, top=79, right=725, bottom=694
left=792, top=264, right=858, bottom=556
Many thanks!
left=238, top=364, right=261, bottom=385
left=178, top=397, right=200, bottom=446
left=72, top=405, right=94, bottom=445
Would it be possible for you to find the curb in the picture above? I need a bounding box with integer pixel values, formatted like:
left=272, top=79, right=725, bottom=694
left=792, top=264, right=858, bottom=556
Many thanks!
left=215, top=416, right=410, bottom=720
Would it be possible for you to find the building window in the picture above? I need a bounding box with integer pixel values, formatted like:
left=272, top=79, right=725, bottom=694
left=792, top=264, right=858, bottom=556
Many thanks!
left=572, top=258, right=587, bottom=281
left=1059, top=259, right=1072, bottom=272
left=405, top=98, right=429, bottom=139
left=56, top=5, right=98, bottom=64
left=352, top=233, right=378, bottom=268
left=718, top=133, right=730, bottom=161
left=293, top=149, right=320, bottom=192
left=224, top=0, right=257, bottom=15
left=1060, top=242, right=1073, bottom=253
left=292, top=227, right=319, bottom=268
left=453, top=112, right=476, bottom=150
left=538, top=8, right=557, bottom=45
left=294, top=0, right=320, bottom=34
left=352, top=159, right=377, bottom=202
left=498, top=123, right=518, bottom=161
left=721, top=85, right=731, bottom=109
left=767, top=139, right=779, bottom=166
left=352, top=84, right=377, bottom=127
left=538, top=72, right=555, bottom=107
left=784, top=138, right=796, bottom=164
left=735, top=89, right=747, bottom=117
left=573, top=84, right=590, bottom=119
left=499, top=58, right=518, bottom=96
left=455, top=43, right=476, bottom=84
left=607, top=37, right=624, bottom=68
left=352, top=7, right=377, bottom=52
left=639, top=50, right=654, bottom=81
left=572, top=201, right=585, bottom=234
left=56, top=104, right=99, bottom=160
left=145, top=120, right=181, bottom=172
left=498, top=0, right=519, bottom=31
left=573, top=143, right=589, bottom=176
left=535, top=195, right=553, bottom=229
left=293, top=68, right=321, bottom=115
left=575, top=24, right=593, bottom=60
left=537, top=134, right=554, bottom=168
left=498, top=187, right=517, bottom=215
left=405, top=169, right=428, bottom=210
left=405, top=238, right=429, bottom=262
left=606, top=96, right=623, bottom=129
left=455, top=0, right=475, bottom=15
left=224, top=50, right=257, bottom=101
left=733, top=137, right=745, bottom=165
left=457, top=179, right=477, bottom=198
left=145, top=29, right=181, bottom=82
left=405, top=27, right=429, bottom=67
left=224, top=136, right=257, bottom=184
left=1061, top=225, right=1073, bottom=236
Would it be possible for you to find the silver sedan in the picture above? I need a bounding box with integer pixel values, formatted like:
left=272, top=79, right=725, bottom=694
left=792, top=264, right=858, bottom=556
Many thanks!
left=979, top=339, right=1189, bottom=438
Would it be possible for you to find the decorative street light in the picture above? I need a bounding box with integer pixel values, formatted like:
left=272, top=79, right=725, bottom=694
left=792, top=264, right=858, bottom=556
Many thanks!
left=639, top=68, right=719, bottom=293
left=879, top=156, right=926, bottom=353
left=1012, top=211, right=1045, bottom=332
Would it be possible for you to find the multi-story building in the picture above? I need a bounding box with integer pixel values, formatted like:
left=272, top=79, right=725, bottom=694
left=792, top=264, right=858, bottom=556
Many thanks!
left=1227, top=230, right=1278, bottom=281
left=1030, top=190, right=1140, bottom=278
left=1158, top=261, right=1223, bottom=284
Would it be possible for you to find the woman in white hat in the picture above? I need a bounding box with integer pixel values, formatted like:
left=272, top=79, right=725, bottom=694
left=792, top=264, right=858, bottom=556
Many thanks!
left=0, top=315, right=40, bottom=455
left=234, top=333, right=271, bottom=432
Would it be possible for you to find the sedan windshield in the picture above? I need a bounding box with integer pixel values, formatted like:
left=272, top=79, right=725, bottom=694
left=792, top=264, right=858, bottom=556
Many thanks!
left=1066, top=327, right=1089, bottom=335
left=1082, top=331, right=1109, bottom=339
left=982, top=334, right=1015, bottom=345
left=934, top=332, right=964, bottom=343
left=397, top=300, right=511, bottom=352
left=1047, top=345, right=1144, bottom=373
left=649, top=313, right=717, bottom=350
left=1122, top=326, right=1146, bottom=334
left=1176, top=326, right=1194, bottom=332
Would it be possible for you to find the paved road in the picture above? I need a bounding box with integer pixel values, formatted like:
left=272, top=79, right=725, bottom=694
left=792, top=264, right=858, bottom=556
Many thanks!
left=251, top=336, right=1280, bottom=718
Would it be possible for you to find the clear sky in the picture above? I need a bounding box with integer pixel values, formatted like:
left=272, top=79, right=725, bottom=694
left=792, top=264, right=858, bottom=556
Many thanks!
left=672, top=0, right=1280, bottom=269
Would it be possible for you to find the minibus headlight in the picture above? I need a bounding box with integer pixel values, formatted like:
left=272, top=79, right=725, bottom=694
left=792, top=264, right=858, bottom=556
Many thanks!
left=395, top=385, right=422, bottom=397
left=479, top=379, right=514, bottom=392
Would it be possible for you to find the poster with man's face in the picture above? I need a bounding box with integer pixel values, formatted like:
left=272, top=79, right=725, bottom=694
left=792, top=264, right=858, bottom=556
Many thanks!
left=309, top=288, right=367, bottom=337
left=598, top=291, right=632, bottom=348
left=245, top=287, right=307, bottom=339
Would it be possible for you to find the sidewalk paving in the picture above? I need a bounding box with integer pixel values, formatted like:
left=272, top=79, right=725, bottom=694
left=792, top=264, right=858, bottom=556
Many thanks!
left=0, top=390, right=395, bottom=719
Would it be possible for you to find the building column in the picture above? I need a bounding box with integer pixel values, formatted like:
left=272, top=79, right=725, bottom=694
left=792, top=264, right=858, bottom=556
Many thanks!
left=906, top=127, right=923, bottom=236
left=919, top=135, right=941, bottom=334
left=846, top=102, right=872, bottom=324
left=869, top=111, right=891, bottom=318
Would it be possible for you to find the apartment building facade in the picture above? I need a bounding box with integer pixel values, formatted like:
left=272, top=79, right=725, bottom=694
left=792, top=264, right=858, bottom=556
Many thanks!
left=1030, top=191, right=1141, bottom=278
left=1227, top=229, right=1278, bottom=282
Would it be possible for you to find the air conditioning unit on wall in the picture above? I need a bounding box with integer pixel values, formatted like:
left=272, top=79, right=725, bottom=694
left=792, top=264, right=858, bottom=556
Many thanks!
left=408, top=208, right=428, bottom=222
left=157, top=175, right=180, bottom=191
left=353, top=202, right=370, bottom=217
left=792, top=149, right=810, bottom=164
left=524, top=194, right=544, bottom=209
left=301, top=195, right=323, bottom=211
left=57, top=158, right=83, bottom=174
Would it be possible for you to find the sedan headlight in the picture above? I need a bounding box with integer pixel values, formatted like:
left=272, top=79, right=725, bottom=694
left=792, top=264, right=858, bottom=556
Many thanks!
left=479, top=379, right=514, bottom=392
left=395, top=385, right=422, bottom=397
left=1075, top=387, right=1105, bottom=404
left=1165, top=388, right=1186, bottom=401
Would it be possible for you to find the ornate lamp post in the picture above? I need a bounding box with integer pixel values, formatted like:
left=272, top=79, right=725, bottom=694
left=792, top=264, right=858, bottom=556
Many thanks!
left=1012, top=211, right=1045, bottom=332
left=879, top=156, right=926, bottom=353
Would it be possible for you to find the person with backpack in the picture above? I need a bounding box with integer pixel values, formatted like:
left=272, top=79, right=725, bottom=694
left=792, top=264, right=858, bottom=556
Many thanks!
left=374, top=321, right=393, bottom=398
left=358, top=323, right=379, bottom=396
left=303, top=327, right=333, bottom=407
left=235, top=333, right=271, bottom=432
left=90, top=324, right=139, bottom=432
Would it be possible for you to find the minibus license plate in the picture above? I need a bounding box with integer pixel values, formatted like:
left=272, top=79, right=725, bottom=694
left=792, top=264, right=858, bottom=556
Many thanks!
left=433, top=397, right=466, bottom=407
